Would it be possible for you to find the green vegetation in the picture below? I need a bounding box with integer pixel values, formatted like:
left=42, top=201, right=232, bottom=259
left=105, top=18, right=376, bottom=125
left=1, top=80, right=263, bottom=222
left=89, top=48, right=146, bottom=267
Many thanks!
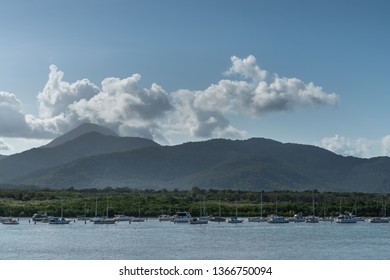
left=5, top=137, right=390, bottom=193
left=0, top=187, right=388, bottom=218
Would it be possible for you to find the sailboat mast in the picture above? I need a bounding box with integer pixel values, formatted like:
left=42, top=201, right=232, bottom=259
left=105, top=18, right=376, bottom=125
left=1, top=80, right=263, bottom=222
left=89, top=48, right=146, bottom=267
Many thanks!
left=61, top=197, right=63, bottom=218
left=312, top=192, right=315, bottom=216
left=106, top=194, right=109, bottom=218
left=260, top=193, right=263, bottom=218
left=218, top=196, right=221, bottom=217
left=95, top=194, right=98, bottom=217
left=203, top=197, right=206, bottom=217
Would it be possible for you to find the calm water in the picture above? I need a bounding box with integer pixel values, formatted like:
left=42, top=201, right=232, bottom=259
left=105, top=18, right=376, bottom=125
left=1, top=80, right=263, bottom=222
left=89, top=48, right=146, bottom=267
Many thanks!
left=1, top=218, right=389, bottom=260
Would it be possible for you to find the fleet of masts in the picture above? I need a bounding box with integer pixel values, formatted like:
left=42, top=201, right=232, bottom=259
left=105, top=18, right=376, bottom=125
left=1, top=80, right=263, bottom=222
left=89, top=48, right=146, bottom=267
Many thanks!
left=2, top=194, right=389, bottom=225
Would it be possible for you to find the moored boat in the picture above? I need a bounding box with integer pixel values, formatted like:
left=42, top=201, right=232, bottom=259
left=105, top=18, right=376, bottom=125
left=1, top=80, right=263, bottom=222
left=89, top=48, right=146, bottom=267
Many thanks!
left=93, top=194, right=117, bottom=224
left=335, top=213, right=356, bottom=223
left=290, top=212, right=305, bottom=223
left=93, top=217, right=117, bottom=224
left=227, top=200, right=243, bottom=223
left=114, top=215, right=132, bottom=222
left=368, top=217, right=389, bottom=223
left=248, top=217, right=267, bottom=222
left=189, top=217, right=208, bottom=224
left=173, top=211, right=192, bottom=223
left=209, top=216, right=226, bottom=222
left=1, top=218, right=19, bottom=225
left=158, top=214, right=171, bottom=222
left=267, top=214, right=289, bottom=224
left=304, top=215, right=319, bottom=223
left=368, top=197, right=388, bottom=223
left=49, top=217, right=71, bottom=224
left=227, top=216, right=244, bottom=223
left=32, top=212, right=48, bottom=222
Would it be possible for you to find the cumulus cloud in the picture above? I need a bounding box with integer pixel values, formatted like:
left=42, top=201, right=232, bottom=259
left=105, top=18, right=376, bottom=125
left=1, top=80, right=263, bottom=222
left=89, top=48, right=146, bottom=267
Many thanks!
left=0, top=91, right=32, bottom=137
left=318, top=134, right=390, bottom=158
left=37, top=65, right=101, bottom=119
left=167, top=55, right=337, bottom=139
left=0, top=139, right=10, bottom=151
left=0, top=55, right=338, bottom=144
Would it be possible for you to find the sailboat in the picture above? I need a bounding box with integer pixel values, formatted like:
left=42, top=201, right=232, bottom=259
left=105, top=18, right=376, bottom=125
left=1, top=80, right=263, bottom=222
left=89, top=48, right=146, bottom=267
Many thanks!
left=267, top=195, right=289, bottom=223
left=1, top=217, right=19, bottom=225
left=93, top=194, right=117, bottom=224
left=132, top=204, right=145, bottom=222
left=227, top=200, right=244, bottom=223
left=335, top=200, right=356, bottom=223
left=305, top=192, right=319, bottom=223
left=49, top=197, right=70, bottom=224
left=189, top=198, right=208, bottom=224
left=209, top=197, right=226, bottom=222
left=368, top=197, right=389, bottom=223
left=78, top=201, right=90, bottom=221
left=248, top=193, right=268, bottom=222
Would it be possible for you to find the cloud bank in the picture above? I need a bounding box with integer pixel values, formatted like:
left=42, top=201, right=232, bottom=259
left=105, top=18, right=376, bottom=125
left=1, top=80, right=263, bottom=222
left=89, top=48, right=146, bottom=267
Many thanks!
left=319, top=135, right=390, bottom=158
left=1, top=55, right=338, bottom=145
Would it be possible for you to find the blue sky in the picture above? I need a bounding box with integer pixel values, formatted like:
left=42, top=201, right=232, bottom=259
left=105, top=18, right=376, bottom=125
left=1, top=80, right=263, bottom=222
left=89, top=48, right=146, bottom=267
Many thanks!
left=0, top=0, right=389, bottom=157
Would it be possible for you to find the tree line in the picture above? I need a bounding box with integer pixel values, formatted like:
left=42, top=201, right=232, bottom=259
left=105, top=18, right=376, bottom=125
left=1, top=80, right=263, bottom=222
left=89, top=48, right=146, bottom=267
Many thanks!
left=0, top=186, right=388, bottom=218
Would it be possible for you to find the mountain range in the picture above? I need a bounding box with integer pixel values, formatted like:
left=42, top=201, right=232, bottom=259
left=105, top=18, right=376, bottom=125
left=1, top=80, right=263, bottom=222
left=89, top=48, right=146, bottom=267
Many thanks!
left=1, top=123, right=390, bottom=193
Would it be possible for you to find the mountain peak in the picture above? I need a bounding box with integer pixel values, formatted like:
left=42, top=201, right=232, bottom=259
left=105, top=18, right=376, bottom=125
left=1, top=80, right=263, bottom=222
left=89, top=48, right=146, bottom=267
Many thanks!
left=45, top=123, right=118, bottom=148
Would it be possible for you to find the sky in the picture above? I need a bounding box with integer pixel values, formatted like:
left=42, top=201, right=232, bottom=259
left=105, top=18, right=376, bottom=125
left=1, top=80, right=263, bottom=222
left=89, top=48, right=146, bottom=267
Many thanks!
left=0, top=0, right=389, bottom=158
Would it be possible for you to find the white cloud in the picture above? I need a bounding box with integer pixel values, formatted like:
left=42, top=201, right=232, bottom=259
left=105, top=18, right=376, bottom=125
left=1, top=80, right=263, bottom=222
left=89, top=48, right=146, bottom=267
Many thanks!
left=0, top=91, right=32, bottom=137
left=225, top=55, right=338, bottom=116
left=0, top=139, right=10, bottom=151
left=0, top=55, right=338, bottom=147
left=37, top=65, right=100, bottom=119
left=168, top=55, right=337, bottom=139
left=318, top=134, right=390, bottom=158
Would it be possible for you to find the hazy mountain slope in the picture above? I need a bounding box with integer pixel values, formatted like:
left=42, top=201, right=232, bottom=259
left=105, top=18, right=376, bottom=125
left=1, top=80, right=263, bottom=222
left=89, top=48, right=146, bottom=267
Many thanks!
left=10, top=138, right=390, bottom=192
left=0, top=132, right=159, bottom=183
left=45, top=123, right=118, bottom=148
left=0, top=155, right=6, bottom=161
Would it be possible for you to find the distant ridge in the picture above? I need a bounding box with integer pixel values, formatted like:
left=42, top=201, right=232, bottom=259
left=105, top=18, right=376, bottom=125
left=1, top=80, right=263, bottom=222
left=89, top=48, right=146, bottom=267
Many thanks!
left=7, top=137, right=390, bottom=193
left=0, top=124, right=159, bottom=183
left=45, top=123, right=118, bottom=148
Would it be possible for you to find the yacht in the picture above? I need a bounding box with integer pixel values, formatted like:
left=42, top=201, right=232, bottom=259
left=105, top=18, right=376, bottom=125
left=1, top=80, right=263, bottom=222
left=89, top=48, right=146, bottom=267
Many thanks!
left=1, top=218, right=19, bottom=225
left=32, top=212, right=48, bottom=222
left=335, top=213, right=356, bottom=223
left=209, top=197, right=226, bottom=222
left=132, top=204, right=145, bottom=222
left=368, top=217, right=389, bottom=223
left=248, top=217, right=267, bottom=222
left=248, top=193, right=267, bottom=222
left=158, top=214, right=171, bottom=222
left=305, top=215, right=319, bottom=223
left=172, top=211, right=192, bottom=223
left=368, top=197, right=388, bottom=223
left=290, top=212, right=305, bottom=223
left=267, top=215, right=289, bottom=224
left=209, top=216, right=226, bottom=222
left=93, top=217, right=117, bottom=224
left=49, top=197, right=70, bottom=224
left=227, top=216, right=244, bottom=223
left=93, top=194, right=117, bottom=224
left=49, top=217, right=71, bottom=224
left=227, top=200, right=243, bottom=223
left=114, top=215, right=132, bottom=222
left=189, top=217, right=208, bottom=224
left=305, top=192, right=319, bottom=223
